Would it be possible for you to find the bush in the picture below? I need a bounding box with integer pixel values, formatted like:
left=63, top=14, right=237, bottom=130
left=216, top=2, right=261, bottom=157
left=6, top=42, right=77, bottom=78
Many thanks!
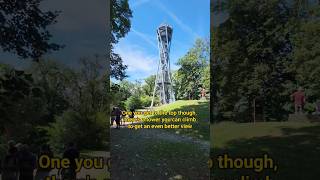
left=305, top=102, right=316, bottom=114
left=0, top=135, right=7, bottom=160
left=125, top=95, right=142, bottom=110
left=46, top=110, right=107, bottom=153
left=140, top=95, right=152, bottom=107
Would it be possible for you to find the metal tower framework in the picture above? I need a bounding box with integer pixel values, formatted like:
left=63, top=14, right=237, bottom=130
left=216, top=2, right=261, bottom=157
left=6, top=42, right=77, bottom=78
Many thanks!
left=151, top=24, right=175, bottom=107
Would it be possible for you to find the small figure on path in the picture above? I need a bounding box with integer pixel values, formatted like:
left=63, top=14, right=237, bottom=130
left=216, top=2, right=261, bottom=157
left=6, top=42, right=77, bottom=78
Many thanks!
left=129, top=108, right=135, bottom=118
left=120, top=108, right=125, bottom=125
left=128, top=107, right=135, bottom=125
left=17, top=144, right=36, bottom=180
left=115, top=107, right=122, bottom=129
left=62, top=142, right=80, bottom=180
left=111, top=107, right=116, bottom=126
left=291, top=87, right=306, bottom=114
left=2, top=140, right=18, bottom=180
left=35, top=144, right=54, bottom=179
left=200, top=87, right=206, bottom=99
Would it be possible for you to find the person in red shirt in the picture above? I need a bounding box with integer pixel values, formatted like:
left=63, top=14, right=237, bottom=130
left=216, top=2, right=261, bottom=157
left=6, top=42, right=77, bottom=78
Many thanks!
left=201, top=88, right=206, bottom=98
left=291, top=87, right=306, bottom=114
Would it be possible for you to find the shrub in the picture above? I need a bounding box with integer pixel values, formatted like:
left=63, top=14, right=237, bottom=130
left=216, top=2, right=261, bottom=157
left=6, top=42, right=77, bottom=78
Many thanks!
left=125, top=95, right=142, bottom=110
left=140, top=95, right=152, bottom=107
left=0, top=135, right=7, bottom=160
left=46, top=110, right=107, bottom=153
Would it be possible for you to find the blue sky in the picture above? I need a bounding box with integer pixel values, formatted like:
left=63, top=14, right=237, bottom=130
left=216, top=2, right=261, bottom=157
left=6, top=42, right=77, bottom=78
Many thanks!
left=0, top=0, right=210, bottom=82
left=115, top=0, right=210, bottom=82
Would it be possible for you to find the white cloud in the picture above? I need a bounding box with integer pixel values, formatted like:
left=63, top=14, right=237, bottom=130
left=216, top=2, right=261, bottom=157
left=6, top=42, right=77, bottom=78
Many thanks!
left=114, top=42, right=183, bottom=81
left=115, top=43, right=158, bottom=77
left=131, top=28, right=158, bottom=49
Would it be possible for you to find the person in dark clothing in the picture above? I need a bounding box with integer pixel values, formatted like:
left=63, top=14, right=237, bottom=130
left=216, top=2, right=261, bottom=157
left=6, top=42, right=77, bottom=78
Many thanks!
left=2, top=141, right=19, bottom=180
left=35, top=144, right=54, bottom=179
left=8, top=140, right=18, bottom=154
left=62, top=142, right=80, bottom=180
left=111, top=107, right=116, bottom=126
left=114, top=107, right=122, bottom=129
left=129, top=108, right=135, bottom=118
left=119, top=108, right=125, bottom=125
left=17, top=144, right=36, bottom=180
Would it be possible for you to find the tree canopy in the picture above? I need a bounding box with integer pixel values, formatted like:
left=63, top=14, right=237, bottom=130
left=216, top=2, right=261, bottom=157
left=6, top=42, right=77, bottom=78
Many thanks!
left=212, top=0, right=320, bottom=122
left=0, top=0, right=62, bottom=60
left=110, top=0, right=132, bottom=80
left=174, top=39, right=210, bottom=100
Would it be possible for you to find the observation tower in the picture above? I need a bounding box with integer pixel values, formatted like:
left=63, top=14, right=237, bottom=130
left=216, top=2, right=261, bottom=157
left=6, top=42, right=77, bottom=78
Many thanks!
left=150, top=24, right=175, bottom=107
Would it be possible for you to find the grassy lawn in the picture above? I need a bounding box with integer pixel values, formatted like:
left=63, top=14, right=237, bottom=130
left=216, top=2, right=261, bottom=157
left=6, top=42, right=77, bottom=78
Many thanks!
left=138, top=100, right=210, bottom=140
left=211, top=121, right=320, bottom=179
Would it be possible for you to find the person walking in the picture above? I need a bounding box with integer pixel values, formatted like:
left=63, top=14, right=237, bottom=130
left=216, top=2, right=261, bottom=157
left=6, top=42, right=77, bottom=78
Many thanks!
left=62, top=142, right=80, bottom=180
left=17, top=144, right=36, bottom=180
left=111, top=107, right=116, bottom=126
left=291, top=87, right=306, bottom=114
left=129, top=107, right=135, bottom=118
left=2, top=140, right=18, bottom=180
left=35, top=144, right=54, bottom=179
left=115, top=107, right=122, bottom=129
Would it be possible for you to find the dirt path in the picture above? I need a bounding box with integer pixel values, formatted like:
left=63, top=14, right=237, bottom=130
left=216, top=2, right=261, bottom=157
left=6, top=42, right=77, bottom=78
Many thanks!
left=110, top=125, right=210, bottom=180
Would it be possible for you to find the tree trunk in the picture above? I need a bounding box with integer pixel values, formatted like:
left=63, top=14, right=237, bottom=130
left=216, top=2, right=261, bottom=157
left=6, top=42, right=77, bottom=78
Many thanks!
left=262, top=101, right=266, bottom=122
left=211, top=3, right=218, bottom=123
left=253, top=98, right=256, bottom=124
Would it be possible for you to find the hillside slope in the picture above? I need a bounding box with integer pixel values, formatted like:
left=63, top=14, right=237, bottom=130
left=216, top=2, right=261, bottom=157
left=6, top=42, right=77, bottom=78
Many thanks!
left=146, top=100, right=210, bottom=140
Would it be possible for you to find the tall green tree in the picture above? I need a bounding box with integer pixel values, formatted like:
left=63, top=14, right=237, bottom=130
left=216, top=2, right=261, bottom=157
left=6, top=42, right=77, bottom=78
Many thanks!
left=110, top=0, right=132, bottom=80
left=213, top=0, right=296, bottom=122
left=0, top=65, right=46, bottom=142
left=202, top=65, right=210, bottom=91
left=290, top=5, right=320, bottom=110
left=29, top=60, right=73, bottom=121
left=142, top=75, right=156, bottom=96
left=175, top=39, right=209, bottom=100
left=0, top=0, right=62, bottom=60
left=46, top=57, right=109, bottom=152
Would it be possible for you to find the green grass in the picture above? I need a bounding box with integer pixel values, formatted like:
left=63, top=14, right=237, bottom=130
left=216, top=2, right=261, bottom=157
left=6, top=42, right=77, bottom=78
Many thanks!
left=140, top=100, right=210, bottom=140
left=211, top=121, right=315, bottom=148
left=211, top=121, right=320, bottom=179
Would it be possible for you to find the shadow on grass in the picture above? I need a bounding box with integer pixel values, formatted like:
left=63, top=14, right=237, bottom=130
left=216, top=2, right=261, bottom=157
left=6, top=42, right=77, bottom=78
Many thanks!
left=211, top=123, right=320, bottom=179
